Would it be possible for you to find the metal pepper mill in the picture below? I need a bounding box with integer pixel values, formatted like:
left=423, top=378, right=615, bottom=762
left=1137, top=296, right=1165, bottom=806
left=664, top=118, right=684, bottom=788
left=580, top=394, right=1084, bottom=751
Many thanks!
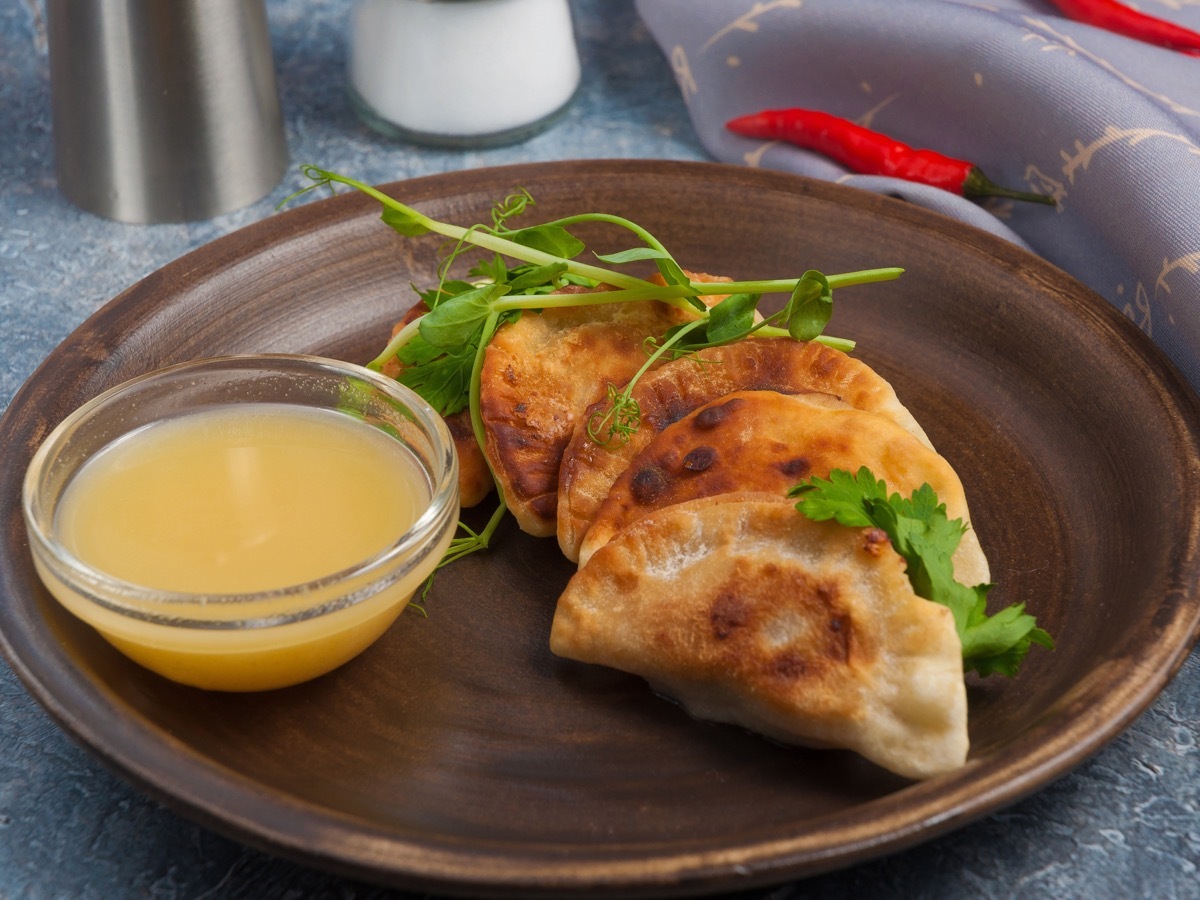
left=46, top=0, right=289, bottom=223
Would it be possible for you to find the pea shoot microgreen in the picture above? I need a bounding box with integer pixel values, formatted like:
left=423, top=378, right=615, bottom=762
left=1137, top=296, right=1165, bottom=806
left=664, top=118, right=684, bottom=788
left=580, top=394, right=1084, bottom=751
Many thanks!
left=281, top=166, right=905, bottom=589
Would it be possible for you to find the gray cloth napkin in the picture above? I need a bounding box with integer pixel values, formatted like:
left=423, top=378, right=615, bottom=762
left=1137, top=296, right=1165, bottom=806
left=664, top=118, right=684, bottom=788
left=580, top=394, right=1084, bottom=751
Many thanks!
left=635, top=0, right=1200, bottom=391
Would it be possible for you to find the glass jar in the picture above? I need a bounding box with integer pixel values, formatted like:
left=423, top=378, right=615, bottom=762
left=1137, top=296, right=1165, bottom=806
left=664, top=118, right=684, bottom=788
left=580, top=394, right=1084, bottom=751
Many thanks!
left=347, top=0, right=582, bottom=147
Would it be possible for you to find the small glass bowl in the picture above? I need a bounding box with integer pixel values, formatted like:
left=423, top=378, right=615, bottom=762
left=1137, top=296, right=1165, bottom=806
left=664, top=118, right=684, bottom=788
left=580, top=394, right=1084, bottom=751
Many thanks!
left=22, top=354, right=459, bottom=692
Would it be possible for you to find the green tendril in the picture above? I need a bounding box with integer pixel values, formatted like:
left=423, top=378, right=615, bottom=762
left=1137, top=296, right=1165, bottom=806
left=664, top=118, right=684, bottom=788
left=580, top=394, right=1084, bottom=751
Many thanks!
left=587, top=384, right=643, bottom=446
left=278, top=166, right=905, bottom=583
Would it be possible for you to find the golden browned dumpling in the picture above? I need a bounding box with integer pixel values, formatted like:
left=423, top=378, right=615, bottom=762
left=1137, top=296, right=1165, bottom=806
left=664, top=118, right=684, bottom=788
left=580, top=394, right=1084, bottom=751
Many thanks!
left=479, top=298, right=702, bottom=536
left=556, top=338, right=933, bottom=561
left=578, top=390, right=990, bottom=588
left=550, top=494, right=969, bottom=780
left=383, top=274, right=734, bottom=516
left=440, top=410, right=495, bottom=508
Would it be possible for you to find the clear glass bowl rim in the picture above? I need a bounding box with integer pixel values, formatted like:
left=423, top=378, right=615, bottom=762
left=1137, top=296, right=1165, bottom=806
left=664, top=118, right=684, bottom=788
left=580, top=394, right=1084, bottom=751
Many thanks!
left=21, top=353, right=460, bottom=629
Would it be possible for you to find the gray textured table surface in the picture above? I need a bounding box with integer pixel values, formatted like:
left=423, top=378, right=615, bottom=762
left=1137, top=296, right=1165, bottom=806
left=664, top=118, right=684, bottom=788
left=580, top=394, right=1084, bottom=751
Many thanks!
left=2, top=1, right=1198, bottom=898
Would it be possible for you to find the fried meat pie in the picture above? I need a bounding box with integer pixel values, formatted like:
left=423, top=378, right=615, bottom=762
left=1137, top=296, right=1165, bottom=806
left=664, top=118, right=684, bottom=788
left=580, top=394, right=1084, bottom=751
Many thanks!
left=556, top=337, right=935, bottom=561
left=551, top=494, right=970, bottom=780
left=577, top=389, right=990, bottom=589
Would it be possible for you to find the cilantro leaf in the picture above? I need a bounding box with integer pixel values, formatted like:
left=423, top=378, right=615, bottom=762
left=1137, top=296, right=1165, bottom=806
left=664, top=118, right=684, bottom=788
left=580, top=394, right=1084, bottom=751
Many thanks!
left=961, top=600, right=1055, bottom=677
left=788, top=466, right=885, bottom=526
left=790, top=466, right=1053, bottom=677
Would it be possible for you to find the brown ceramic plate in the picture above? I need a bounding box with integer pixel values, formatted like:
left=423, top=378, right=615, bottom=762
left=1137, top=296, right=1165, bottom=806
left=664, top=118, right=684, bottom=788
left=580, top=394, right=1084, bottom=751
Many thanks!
left=2, top=161, right=1199, bottom=897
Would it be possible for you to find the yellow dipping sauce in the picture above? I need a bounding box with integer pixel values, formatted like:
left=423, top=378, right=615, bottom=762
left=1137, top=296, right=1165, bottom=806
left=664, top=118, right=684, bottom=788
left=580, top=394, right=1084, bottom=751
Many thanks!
left=38, top=403, right=450, bottom=691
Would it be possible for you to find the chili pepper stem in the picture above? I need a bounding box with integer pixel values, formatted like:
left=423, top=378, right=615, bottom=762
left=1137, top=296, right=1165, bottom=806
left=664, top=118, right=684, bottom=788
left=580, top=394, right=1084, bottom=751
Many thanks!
left=964, top=168, right=1056, bottom=206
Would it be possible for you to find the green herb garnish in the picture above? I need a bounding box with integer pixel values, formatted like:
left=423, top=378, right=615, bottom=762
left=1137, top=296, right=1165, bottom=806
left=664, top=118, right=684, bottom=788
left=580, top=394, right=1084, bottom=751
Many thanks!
left=281, top=167, right=903, bottom=587
left=790, top=467, right=1053, bottom=677
left=283, top=166, right=903, bottom=449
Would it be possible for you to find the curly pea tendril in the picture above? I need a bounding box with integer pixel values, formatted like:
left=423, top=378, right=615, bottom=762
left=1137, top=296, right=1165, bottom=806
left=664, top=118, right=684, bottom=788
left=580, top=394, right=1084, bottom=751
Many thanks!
left=280, top=166, right=905, bottom=595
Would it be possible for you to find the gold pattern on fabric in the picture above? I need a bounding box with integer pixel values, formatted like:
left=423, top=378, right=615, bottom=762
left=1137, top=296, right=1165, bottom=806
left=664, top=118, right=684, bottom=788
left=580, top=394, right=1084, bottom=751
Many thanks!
left=701, top=0, right=803, bottom=52
left=1061, top=126, right=1200, bottom=186
left=1153, top=0, right=1200, bottom=13
left=1013, top=14, right=1200, bottom=338
left=1157, top=251, right=1200, bottom=301
left=1024, top=166, right=1067, bottom=207
left=858, top=95, right=901, bottom=131
left=1021, top=17, right=1200, bottom=118
left=1118, top=282, right=1154, bottom=336
left=670, top=46, right=699, bottom=99
left=741, top=142, right=777, bottom=167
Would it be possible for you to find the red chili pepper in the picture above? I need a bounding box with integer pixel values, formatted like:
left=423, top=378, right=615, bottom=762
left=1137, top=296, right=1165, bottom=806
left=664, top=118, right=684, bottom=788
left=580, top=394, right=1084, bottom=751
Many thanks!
left=726, top=108, right=1055, bottom=205
left=1046, top=0, right=1200, bottom=56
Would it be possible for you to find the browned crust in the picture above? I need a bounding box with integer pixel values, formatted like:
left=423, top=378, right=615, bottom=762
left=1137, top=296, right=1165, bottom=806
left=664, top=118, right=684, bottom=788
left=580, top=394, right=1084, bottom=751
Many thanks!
left=577, top=390, right=980, bottom=579
left=379, top=273, right=736, bottom=520
left=478, top=272, right=742, bottom=534
left=479, top=291, right=713, bottom=536
left=557, top=337, right=933, bottom=561
left=550, top=494, right=969, bottom=779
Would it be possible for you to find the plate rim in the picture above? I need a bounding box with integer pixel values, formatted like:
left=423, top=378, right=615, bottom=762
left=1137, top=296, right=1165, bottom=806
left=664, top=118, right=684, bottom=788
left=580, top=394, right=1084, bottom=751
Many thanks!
left=3, top=159, right=1200, bottom=896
